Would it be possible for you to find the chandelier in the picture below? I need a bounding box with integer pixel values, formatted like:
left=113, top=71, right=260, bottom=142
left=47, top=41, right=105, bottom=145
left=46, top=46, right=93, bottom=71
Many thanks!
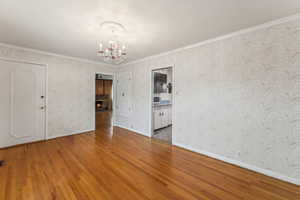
left=97, top=21, right=127, bottom=64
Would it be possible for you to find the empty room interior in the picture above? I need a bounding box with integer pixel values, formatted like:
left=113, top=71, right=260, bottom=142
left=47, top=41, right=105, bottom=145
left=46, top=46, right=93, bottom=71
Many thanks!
left=0, top=1, right=300, bottom=199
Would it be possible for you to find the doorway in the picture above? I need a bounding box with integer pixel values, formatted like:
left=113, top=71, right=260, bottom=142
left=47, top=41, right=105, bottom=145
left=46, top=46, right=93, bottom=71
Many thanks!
left=0, top=58, right=47, bottom=148
left=95, top=73, right=114, bottom=131
left=151, top=67, right=173, bottom=143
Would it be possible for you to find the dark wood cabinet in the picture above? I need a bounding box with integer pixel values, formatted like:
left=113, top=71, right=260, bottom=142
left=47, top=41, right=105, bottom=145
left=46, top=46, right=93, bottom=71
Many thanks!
left=95, top=79, right=113, bottom=111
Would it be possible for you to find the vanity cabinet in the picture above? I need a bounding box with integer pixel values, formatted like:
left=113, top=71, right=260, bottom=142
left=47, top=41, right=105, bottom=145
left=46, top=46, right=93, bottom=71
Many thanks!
left=154, top=105, right=172, bottom=130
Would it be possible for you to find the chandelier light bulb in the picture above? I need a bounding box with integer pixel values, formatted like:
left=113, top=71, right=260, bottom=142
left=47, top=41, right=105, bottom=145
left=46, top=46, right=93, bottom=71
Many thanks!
left=97, top=21, right=127, bottom=64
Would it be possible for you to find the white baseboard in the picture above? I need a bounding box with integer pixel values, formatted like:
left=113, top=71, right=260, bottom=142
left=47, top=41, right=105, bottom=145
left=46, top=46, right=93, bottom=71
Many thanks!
left=95, top=123, right=300, bottom=186
left=114, top=124, right=149, bottom=137
left=173, top=142, right=300, bottom=186
left=46, top=129, right=95, bottom=140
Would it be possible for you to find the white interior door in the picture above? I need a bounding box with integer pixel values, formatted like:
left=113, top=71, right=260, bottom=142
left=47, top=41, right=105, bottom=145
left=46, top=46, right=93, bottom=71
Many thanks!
left=0, top=59, right=46, bottom=148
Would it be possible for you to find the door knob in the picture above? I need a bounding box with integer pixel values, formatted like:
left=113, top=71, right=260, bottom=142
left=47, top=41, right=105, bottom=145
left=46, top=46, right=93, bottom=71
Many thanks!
left=40, top=106, right=45, bottom=110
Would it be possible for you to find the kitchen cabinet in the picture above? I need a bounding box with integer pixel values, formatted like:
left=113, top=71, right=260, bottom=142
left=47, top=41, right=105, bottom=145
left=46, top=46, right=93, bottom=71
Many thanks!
left=95, top=79, right=113, bottom=111
left=168, top=107, right=172, bottom=125
left=153, top=105, right=172, bottom=130
left=96, top=79, right=113, bottom=96
left=154, top=109, right=162, bottom=130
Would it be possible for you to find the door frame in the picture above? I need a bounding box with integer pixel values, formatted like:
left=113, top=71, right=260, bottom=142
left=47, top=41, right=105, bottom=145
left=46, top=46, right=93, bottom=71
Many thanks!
left=0, top=57, right=48, bottom=141
left=149, top=65, right=175, bottom=144
left=94, top=72, right=116, bottom=129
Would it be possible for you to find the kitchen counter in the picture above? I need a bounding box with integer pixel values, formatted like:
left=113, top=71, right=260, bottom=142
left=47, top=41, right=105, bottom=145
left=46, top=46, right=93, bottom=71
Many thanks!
left=153, top=102, right=172, bottom=107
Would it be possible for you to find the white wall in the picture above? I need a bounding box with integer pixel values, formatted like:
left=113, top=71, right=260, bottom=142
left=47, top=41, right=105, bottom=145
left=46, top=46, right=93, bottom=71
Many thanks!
left=0, top=44, right=116, bottom=138
left=116, top=18, right=300, bottom=183
left=117, top=63, right=150, bottom=135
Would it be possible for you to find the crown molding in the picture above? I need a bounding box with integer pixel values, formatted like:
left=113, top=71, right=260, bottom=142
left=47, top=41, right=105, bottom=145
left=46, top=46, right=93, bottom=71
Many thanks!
left=123, top=13, right=300, bottom=66
left=1, top=13, right=300, bottom=68
left=0, top=42, right=116, bottom=67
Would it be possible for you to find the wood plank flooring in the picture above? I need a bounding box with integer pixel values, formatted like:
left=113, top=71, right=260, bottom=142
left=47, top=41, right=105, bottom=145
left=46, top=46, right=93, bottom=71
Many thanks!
left=0, top=111, right=299, bottom=200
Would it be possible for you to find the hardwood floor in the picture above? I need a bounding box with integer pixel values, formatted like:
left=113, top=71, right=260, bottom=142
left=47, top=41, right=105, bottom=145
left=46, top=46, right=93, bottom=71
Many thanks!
left=96, top=110, right=113, bottom=131
left=0, top=112, right=299, bottom=199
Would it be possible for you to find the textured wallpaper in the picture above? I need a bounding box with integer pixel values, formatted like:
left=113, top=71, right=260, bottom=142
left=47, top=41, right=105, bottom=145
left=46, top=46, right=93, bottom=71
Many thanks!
left=0, top=45, right=115, bottom=138
left=116, top=19, right=300, bottom=180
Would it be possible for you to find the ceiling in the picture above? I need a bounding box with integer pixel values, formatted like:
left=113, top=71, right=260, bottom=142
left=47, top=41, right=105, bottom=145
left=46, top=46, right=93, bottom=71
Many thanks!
left=1, top=0, right=300, bottom=65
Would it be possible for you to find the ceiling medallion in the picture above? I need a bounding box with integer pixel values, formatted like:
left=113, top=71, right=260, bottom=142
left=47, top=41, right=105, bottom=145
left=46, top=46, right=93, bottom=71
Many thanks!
left=97, top=21, right=127, bottom=64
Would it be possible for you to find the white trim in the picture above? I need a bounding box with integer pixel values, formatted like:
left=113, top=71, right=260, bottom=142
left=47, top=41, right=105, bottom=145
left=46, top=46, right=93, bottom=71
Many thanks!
left=0, top=42, right=116, bottom=67
left=46, top=129, right=95, bottom=140
left=94, top=72, right=116, bottom=128
left=149, top=65, right=175, bottom=143
left=0, top=56, right=46, bottom=66
left=114, top=124, right=149, bottom=137
left=44, top=64, right=49, bottom=142
left=173, top=142, right=300, bottom=186
left=0, top=57, right=49, bottom=142
left=149, top=68, right=154, bottom=138
left=124, top=13, right=300, bottom=66
left=1, top=14, right=300, bottom=68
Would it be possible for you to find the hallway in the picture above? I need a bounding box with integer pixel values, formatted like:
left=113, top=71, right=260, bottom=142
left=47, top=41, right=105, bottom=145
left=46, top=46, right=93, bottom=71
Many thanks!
left=96, top=111, right=113, bottom=131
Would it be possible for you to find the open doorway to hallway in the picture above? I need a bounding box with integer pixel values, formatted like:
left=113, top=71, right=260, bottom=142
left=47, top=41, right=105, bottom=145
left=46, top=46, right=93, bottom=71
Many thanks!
left=151, top=67, right=173, bottom=143
left=95, top=73, right=113, bottom=131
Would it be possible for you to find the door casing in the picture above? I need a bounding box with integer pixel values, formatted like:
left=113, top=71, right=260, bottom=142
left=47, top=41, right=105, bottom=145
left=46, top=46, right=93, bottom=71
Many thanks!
left=94, top=72, right=116, bottom=129
left=0, top=57, right=48, bottom=148
left=150, top=65, right=175, bottom=143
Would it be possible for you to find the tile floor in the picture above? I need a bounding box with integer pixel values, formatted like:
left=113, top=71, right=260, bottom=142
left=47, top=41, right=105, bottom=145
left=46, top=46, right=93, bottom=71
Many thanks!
left=152, top=126, right=172, bottom=143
